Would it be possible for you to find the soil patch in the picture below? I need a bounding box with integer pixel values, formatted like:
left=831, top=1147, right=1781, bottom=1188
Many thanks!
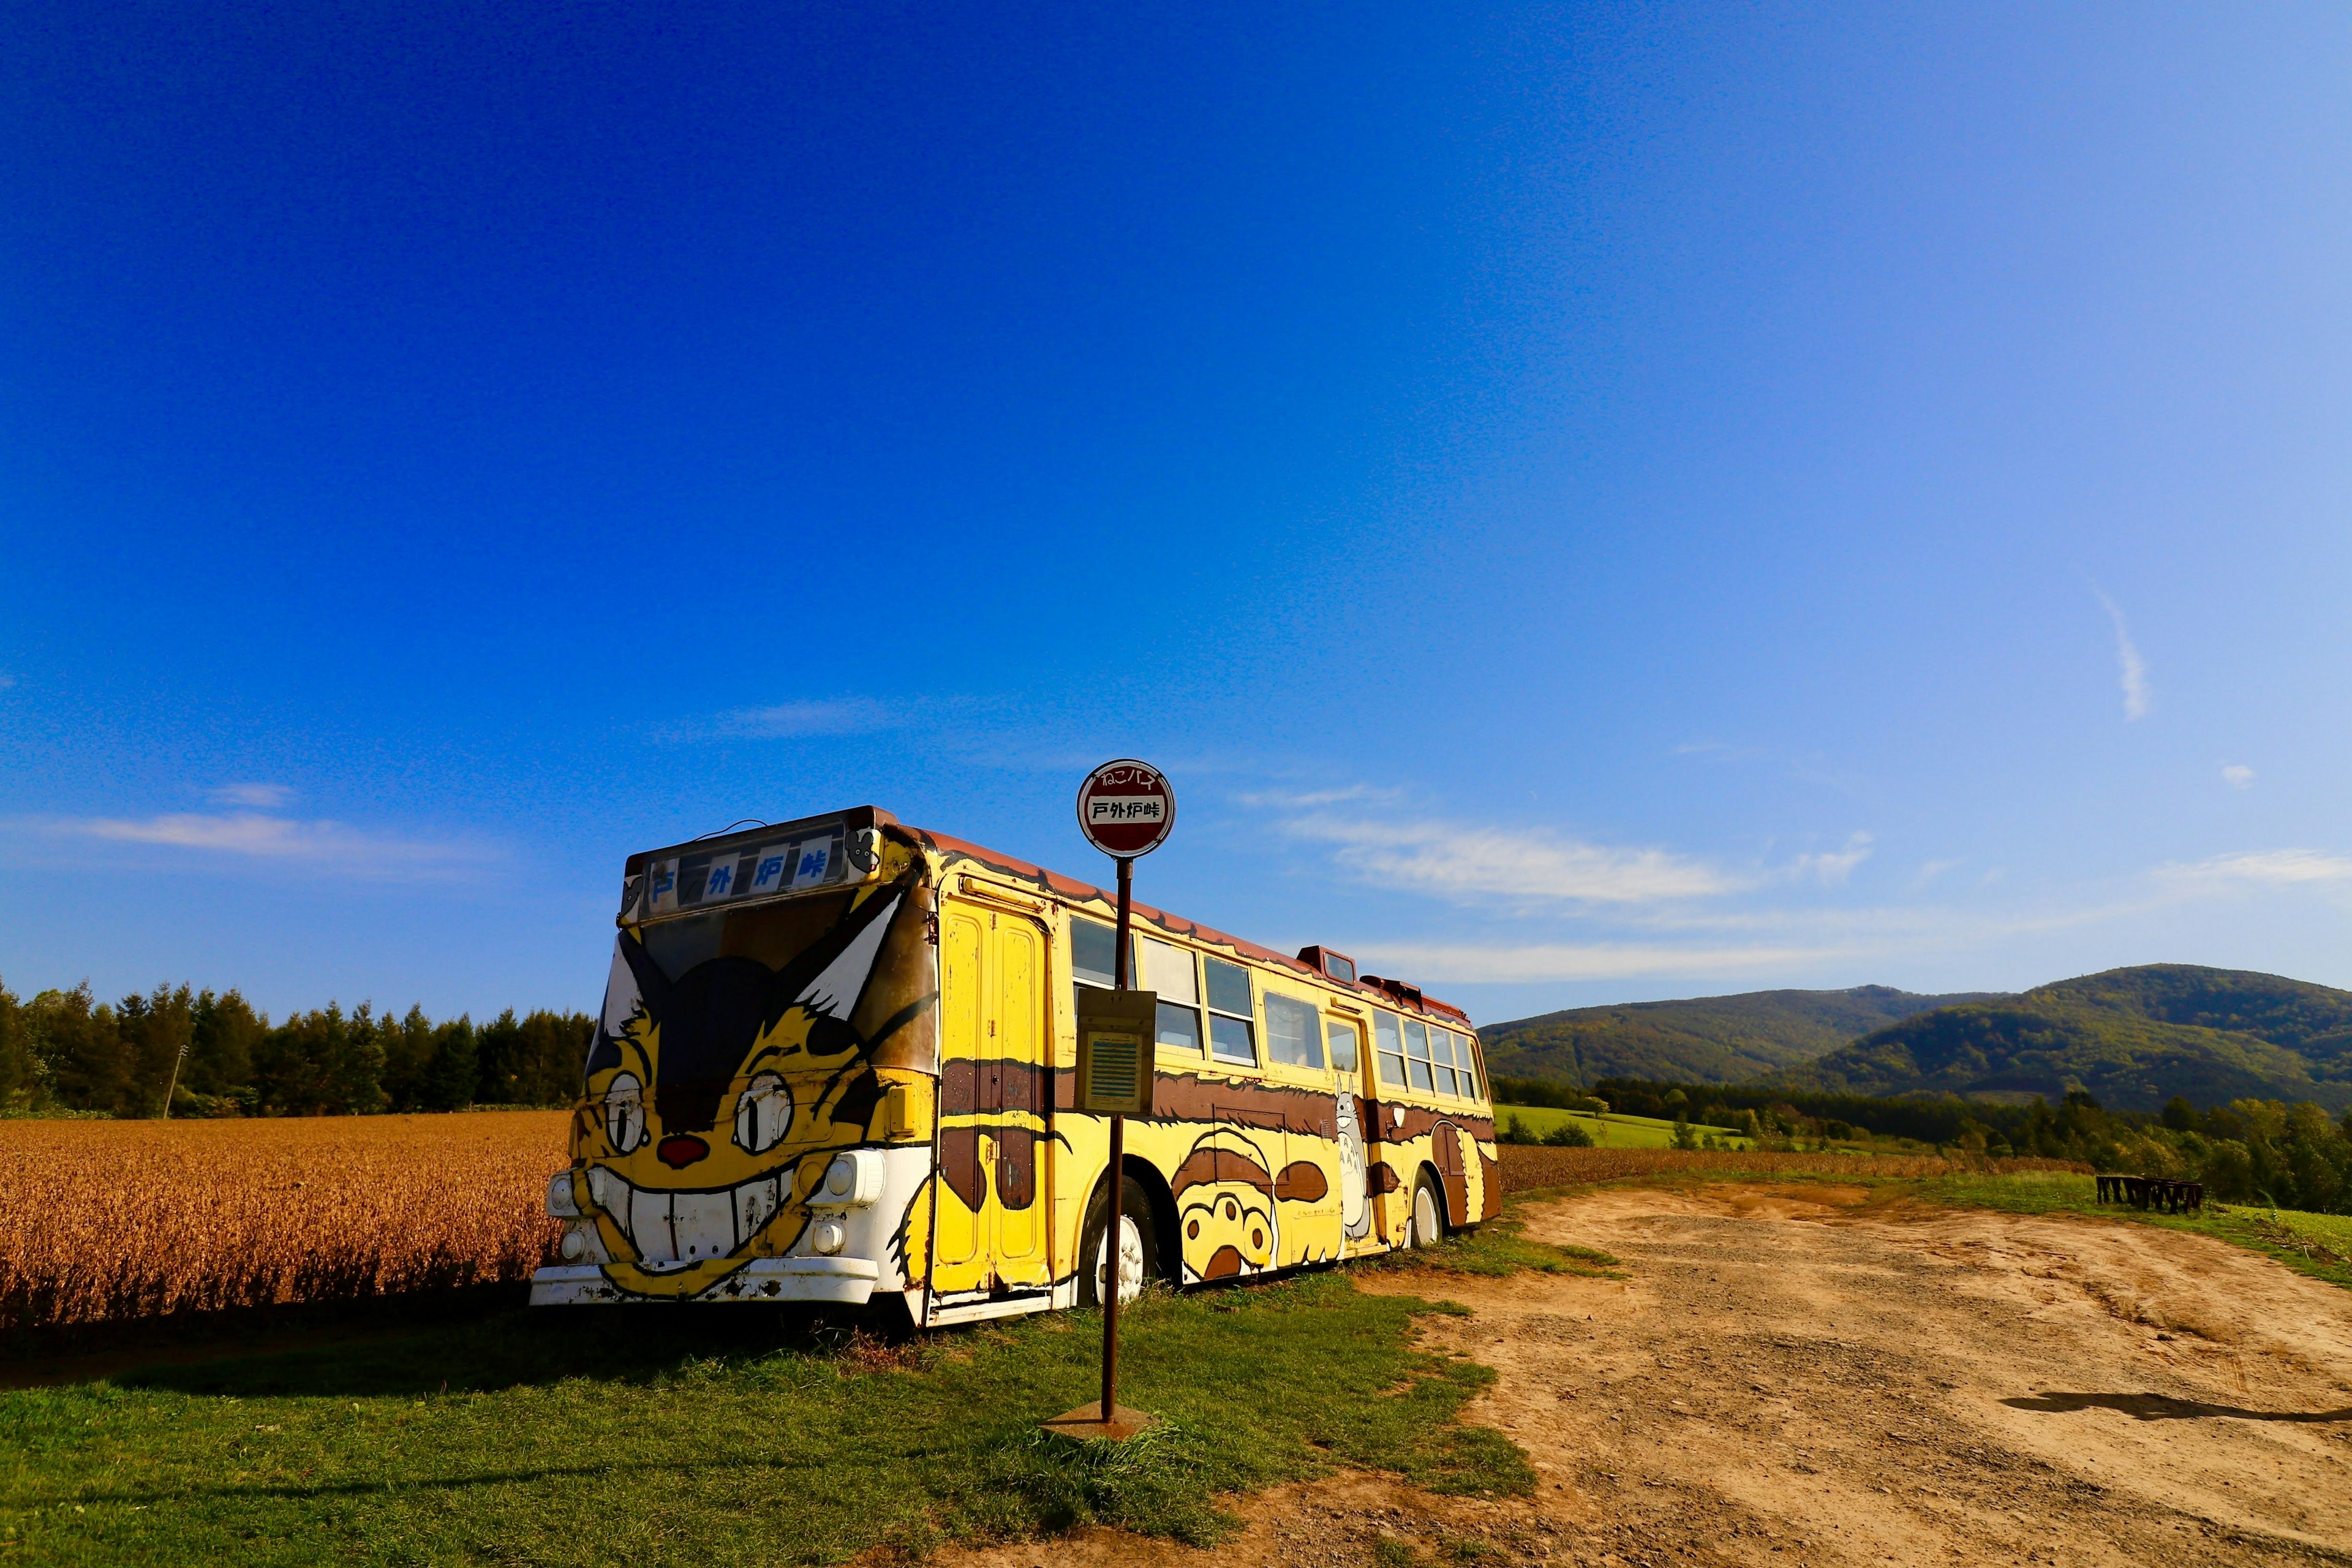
left=905, top=1182, right=2352, bottom=1566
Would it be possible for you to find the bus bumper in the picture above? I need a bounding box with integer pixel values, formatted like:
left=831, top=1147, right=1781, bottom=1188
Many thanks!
left=529, top=1257, right=882, bottom=1306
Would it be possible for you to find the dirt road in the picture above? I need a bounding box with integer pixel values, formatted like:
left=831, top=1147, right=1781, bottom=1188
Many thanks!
left=927, top=1183, right=2352, bottom=1566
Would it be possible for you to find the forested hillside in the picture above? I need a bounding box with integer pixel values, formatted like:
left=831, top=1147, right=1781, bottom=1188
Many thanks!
left=1784, top=965, right=2352, bottom=1111
left=1479, top=984, right=2000, bottom=1086
left=0, top=977, right=589, bottom=1117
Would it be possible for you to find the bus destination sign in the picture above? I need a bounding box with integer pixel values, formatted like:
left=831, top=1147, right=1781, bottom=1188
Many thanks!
left=1075, top=759, right=1174, bottom=859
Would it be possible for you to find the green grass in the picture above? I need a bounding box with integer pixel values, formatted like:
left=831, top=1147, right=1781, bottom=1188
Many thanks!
left=1493, top=1103, right=1751, bottom=1149
left=1362, top=1212, right=1622, bottom=1281
left=0, top=1273, right=1532, bottom=1566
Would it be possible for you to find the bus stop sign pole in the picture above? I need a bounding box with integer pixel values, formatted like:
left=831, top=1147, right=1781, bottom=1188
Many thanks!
left=1044, top=760, right=1174, bottom=1443
left=1103, top=852, right=1132, bottom=1423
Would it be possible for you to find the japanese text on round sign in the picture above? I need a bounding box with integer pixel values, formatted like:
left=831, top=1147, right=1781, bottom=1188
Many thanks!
left=1076, top=760, right=1175, bottom=858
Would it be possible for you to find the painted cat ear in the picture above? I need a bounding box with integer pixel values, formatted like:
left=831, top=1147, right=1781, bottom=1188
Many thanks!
left=586, top=934, right=655, bottom=1083
left=616, top=928, right=675, bottom=1020
left=788, top=888, right=905, bottom=1022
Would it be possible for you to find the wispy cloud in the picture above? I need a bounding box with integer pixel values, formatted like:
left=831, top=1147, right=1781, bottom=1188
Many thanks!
left=12, top=811, right=489, bottom=878
left=211, top=782, right=295, bottom=809
left=1913, top=858, right=1964, bottom=888
left=715, top=699, right=897, bottom=739
left=652, top=698, right=905, bottom=743
left=2221, top=765, right=2255, bottom=790
left=0, top=672, right=17, bottom=692
left=2163, top=848, right=2352, bottom=887
left=1235, top=785, right=1408, bottom=811
left=1791, top=832, right=1874, bottom=886
left=2092, top=589, right=2151, bottom=720
left=1278, top=813, right=1744, bottom=904
left=1350, top=940, right=1848, bottom=985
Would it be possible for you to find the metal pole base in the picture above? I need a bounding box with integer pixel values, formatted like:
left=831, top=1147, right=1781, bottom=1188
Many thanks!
left=1040, top=1403, right=1158, bottom=1442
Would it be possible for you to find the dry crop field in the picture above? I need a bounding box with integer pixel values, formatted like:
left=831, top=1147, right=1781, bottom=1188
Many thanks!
left=0, top=1110, right=567, bottom=1333
left=0, top=1117, right=2086, bottom=1337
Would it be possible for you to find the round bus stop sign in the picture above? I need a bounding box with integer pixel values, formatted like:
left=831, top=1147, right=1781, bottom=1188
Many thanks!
left=1076, top=759, right=1175, bottom=859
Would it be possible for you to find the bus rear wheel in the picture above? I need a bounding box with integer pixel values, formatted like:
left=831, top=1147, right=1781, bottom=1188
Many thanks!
left=1408, top=1172, right=1444, bottom=1248
left=1079, top=1175, right=1157, bottom=1308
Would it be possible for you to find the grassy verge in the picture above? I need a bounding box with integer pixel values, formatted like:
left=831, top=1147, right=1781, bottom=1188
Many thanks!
left=1494, top=1103, right=1749, bottom=1150
left=1492, top=1158, right=2352, bottom=1298
left=1361, top=1213, right=1623, bottom=1281
left=1910, top=1170, right=2352, bottom=1293
left=0, top=1271, right=1532, bottom=1566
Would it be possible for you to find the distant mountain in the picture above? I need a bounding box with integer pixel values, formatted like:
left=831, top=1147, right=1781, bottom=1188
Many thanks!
left=1479, top=985, right=2002, bottom=1087
left=1781, top=965, right=2352, bottom=1111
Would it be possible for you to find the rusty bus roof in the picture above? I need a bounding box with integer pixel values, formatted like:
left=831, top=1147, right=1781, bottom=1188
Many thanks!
left=899, top=820, right=1474, bottom=1029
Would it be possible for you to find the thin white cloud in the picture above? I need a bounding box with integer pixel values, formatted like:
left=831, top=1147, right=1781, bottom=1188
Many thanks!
left=717, top=699, right=897, bottom=739
left=653, top=698, right=905, bottom=743
left=1280, top=813, right=1744, bottom=904
left=1350, top=940, right=1848, bottom=985
left=1913, top=858, right=1964, bottom=887
left=211, top=782, right=295, bottom=809
left=2163, top=849, right=2352, bottom=887
left=2092, top=589, right=2151, bottom=720
left=12, top=812, right=489, bottom=878
left=2221, top=765, right=2255, bottom=790
left=1792, top=832, right=1874, bottom=886
left=1235, top=785, right=1408, bottom=810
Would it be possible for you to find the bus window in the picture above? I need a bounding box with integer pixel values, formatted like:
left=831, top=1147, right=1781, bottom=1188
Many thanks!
left=1402, top=1018, right=1436, bottom=1093
left=1071, top=916, right=1120, bottom=987
left=1374, top=1011, right=1408, bottom=1086
left=1141, top=936, right=1203, bottom=1056
left=1204, top=956, right=1257, bottom=1066
left=1463, top=1033, right=1487, bottom=1099
left=1426, top=1028, right=1453, bottom=1095
left=1447, top=1029, right=1480, bottom=1097
left=1326, top=1018, right=1361, bottom=1075
left=1264, top=992, right=1324, bottom=1069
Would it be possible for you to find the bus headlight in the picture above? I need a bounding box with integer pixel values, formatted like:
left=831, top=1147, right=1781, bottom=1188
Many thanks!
left=545, top=1172, right=581, bottom=1218
left=815, top=1150, right=884, bottom=1207
left=560, top=1225, right=587, bottom=1261
left=810, top=1216, right=848, bottom=1255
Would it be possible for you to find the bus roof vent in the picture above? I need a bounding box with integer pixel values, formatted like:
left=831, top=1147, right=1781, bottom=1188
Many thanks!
left=1296, top=946, right=1358, bottom=984
left=1361, top=974, right=1424, bottom=1009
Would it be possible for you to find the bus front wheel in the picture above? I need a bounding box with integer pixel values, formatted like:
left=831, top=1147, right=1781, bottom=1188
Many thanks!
left=1409, top=1172, right=1444, bottom=1248
left=1079, top=1175, right=1157, bottom=1308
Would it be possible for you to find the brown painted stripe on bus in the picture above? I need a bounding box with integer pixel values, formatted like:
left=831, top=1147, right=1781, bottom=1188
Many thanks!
left=1379, top=1102, right=1496, bottom=1144
left=941, top=1056, right=1491, bottom=1148
left=940, top=1057, right=1052, bottom=1117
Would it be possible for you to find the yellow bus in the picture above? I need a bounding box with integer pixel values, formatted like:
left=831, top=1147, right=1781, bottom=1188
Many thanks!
left=533, top=806, right=1499, bottom=1327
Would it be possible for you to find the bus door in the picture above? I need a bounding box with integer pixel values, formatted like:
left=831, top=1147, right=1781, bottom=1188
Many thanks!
left=935, top=899, right=1052, bottom=1293
left=1366, top=1009, right=1412, bottom=1246
left=1325, top=1016, right=1374, bottom=1253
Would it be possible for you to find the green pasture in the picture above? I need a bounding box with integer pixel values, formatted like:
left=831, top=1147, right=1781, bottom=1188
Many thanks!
left=0, top=1231, right=1585, bottom=1567
left=1494, top=1102, right=1752, bottom=1148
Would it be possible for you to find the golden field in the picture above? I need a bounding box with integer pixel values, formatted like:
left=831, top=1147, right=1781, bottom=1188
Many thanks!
left=0, top=1114, right=2096, bottom=1334
left=0, top=1110, right=568, bottom=1332
left=1495, top=1144, right=2089, bottom=1191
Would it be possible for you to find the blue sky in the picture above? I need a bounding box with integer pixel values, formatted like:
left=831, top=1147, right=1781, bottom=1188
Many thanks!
left=4, top=3, right=2348, bottom=1027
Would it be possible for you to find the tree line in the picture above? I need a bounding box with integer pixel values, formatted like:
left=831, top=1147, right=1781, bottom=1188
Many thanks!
left=0, top=978, right=591, bottom=1118
left=1582, top=1075, right=2352, bottom=1215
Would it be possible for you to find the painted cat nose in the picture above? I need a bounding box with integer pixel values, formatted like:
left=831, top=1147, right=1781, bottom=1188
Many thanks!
left=656, top=1134, right=709, bottom=1169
